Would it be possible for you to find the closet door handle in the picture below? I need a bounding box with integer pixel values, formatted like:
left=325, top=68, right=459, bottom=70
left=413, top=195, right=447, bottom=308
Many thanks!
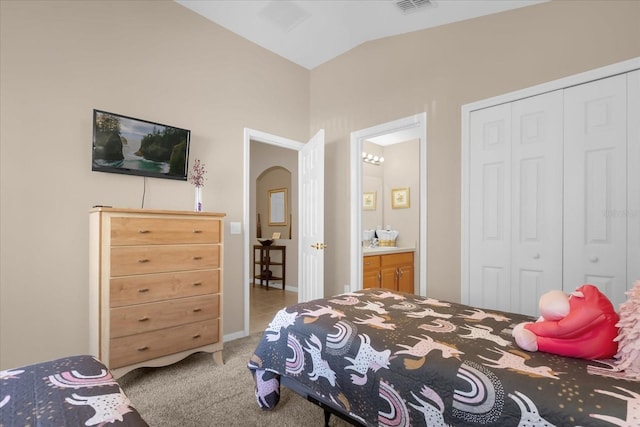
left=589, top=256, right=599, bottom=263
left=532, top=253, right=540, bottom=259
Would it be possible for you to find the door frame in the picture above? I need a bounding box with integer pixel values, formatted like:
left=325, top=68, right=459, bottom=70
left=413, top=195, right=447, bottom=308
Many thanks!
left=349, top=113, right=428, bottom=295
left=243, top=128, right=304, bottom=336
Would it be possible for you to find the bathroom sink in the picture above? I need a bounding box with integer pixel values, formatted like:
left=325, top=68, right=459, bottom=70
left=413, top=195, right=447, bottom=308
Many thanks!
left=363, top=246, right=415, bottom=255
left=363, top=247, right=395, bottom=253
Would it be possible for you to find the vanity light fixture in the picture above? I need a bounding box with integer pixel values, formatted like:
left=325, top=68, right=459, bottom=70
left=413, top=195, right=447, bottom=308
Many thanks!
left=362, top=151, right=384, bottom=166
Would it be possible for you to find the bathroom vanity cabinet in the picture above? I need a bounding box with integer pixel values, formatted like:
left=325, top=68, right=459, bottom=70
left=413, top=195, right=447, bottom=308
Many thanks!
left=363, top=250, right=414, bottom=293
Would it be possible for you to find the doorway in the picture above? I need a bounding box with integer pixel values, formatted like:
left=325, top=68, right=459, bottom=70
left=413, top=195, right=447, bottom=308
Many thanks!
left=243, top=128, right=325, bottom=336
left=349, top=113, right=427, bottom=295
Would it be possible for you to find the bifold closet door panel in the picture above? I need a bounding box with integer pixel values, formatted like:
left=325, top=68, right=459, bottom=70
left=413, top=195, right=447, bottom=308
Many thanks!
left=564, top=73, right=628, bottom=307
left=468, top=103, right=512, bottom=311
left=510, top=90, right=564, bottom=316
left=629, top=70, right=640, bottom=286
left=468, top=91, right=564, bottom=315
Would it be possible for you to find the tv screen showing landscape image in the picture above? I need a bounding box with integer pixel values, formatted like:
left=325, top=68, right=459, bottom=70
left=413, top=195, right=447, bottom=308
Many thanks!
left=92, top=109, right=190, bottom=180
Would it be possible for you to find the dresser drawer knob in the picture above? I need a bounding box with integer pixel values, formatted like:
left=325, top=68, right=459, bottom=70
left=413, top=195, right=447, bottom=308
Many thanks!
left=193, top=256, right=203, bottom=260
left=138, top=258, right=150, bottom=263
left=193, top=308, right=202, bottom=312
left=193, top=229, right=203, bottom=234
left=137, top=346, right=149, bottom=351
left=138, top=316, right=150, bottom=322
left=138, top=288, right=150, bottom=293
left=192, top=334, right=201, bottom=339
left=138, top=229, right=150, bottom=234
left=192, top=282, right=203, bottom=287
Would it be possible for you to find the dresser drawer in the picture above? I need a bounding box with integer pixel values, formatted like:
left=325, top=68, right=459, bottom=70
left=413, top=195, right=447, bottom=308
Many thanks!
left=110, top=294, right=219, bottom=337
left=111, top=217, right=221, bottom=245
left=109, top=319, right=220, bottom=368
left=110, top=245, right=219, bottom=276
left=110, top=270, right=219, bottom=308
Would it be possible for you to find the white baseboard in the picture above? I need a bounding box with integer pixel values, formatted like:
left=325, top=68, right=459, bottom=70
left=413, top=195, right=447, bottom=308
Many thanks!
left=252, top=279, right=298, bottom=293
left=224, top=330, right=248, bottom=342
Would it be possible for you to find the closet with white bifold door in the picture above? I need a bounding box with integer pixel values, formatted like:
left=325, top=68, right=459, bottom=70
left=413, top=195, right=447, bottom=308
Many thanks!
left=462, top=59, right=640, bottom=317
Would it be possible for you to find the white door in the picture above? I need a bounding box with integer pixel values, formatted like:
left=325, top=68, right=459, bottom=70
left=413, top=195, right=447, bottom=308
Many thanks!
left=469, top=104, right=512, bottom=311
left=510, top=90, right=564, bottom=315
left=469, top=91, right=564, bottom=315
left=298, top=130, right=325, bottom=302
left=564, top=74, right=628, bottom=306
left=628, top=70, right=640, bottom=287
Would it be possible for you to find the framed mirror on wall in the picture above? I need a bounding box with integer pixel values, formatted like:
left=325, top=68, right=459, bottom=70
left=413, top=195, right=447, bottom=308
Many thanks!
left=268, top=188, right=288, bottom=226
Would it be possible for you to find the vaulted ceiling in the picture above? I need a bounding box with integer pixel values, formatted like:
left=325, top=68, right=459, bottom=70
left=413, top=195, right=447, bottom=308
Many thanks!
left=176, top=0, right=547, bottom=70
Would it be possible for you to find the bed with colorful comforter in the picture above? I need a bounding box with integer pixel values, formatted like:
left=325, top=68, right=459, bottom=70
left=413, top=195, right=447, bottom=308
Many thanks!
left=248, top=288, right=639, bottom=426
left=0, top=354, right=148, bottom=426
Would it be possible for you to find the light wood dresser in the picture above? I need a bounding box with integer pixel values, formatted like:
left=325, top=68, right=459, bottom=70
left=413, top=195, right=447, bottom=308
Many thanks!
left=89, top=207, right=225, bottom=377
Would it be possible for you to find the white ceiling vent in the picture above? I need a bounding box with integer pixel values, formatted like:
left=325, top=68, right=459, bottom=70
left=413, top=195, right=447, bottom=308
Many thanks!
left=259, top=0, right=311, bottom=33
left=395, top=0, right=435, bottom=14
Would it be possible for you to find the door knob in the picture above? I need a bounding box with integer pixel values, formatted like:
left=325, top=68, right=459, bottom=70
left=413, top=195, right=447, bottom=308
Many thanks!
left=310, top=243, right=328, bottom=250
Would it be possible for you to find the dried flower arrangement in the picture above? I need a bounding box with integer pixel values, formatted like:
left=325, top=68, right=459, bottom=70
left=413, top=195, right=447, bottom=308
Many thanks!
left=190, top=158, right=207, bottom=188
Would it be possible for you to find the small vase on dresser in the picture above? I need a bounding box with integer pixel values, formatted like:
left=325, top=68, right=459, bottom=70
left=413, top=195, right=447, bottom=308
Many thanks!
left=194, top=186, right=203, bottom=212
left=89, top=207, right=225, bottom=378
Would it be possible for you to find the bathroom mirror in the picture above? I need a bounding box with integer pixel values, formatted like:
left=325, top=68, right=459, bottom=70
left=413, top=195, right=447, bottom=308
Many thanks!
left=268, top=188, right=288, bottom=225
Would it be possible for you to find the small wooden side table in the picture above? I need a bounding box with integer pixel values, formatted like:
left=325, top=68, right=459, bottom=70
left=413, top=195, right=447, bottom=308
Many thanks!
left=253, top=244, right=286, bottom=290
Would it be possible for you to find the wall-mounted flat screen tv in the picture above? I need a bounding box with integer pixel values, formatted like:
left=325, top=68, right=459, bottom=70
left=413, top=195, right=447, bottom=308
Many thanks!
left=92, top=109, right=190, bottom=181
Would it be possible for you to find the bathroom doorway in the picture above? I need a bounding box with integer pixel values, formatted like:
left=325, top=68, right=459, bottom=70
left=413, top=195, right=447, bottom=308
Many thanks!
left=349, top=113, right=427, bottom=295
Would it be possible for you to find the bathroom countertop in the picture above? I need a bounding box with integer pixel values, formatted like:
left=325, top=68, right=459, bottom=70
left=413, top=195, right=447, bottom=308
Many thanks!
left=362, top=246, right=415, bottom=256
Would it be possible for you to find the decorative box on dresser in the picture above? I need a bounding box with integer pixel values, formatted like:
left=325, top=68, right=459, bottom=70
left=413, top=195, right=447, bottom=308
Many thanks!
left=89, top=207, right=225, bottom=378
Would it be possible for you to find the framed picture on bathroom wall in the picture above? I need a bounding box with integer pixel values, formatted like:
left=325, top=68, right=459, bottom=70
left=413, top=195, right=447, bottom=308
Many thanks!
left=391, top=187, right=410, bottom=209
left=363, top=192, right=377, bottom=210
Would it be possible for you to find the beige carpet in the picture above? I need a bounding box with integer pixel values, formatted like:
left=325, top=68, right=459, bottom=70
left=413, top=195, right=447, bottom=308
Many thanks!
left=119, top=333, right=353, bottom=426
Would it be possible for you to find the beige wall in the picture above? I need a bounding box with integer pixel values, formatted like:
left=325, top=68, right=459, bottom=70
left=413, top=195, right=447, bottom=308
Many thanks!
left=311, top=0, right=640, bottom=301
left=1, top=0, right=639, bottom=369
left=383, top=140, right=420, bottom=250
left=362, top=141, right=420, bottom=244
left=0, top=0, right=309, bottom=369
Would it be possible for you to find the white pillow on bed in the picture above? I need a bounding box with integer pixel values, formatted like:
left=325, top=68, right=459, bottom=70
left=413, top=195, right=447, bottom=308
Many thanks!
left=614, top=280, right=640, bottom=379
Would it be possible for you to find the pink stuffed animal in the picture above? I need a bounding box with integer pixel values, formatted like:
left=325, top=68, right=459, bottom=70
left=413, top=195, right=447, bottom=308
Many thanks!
left=512, top=284, right=619, bottom=360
